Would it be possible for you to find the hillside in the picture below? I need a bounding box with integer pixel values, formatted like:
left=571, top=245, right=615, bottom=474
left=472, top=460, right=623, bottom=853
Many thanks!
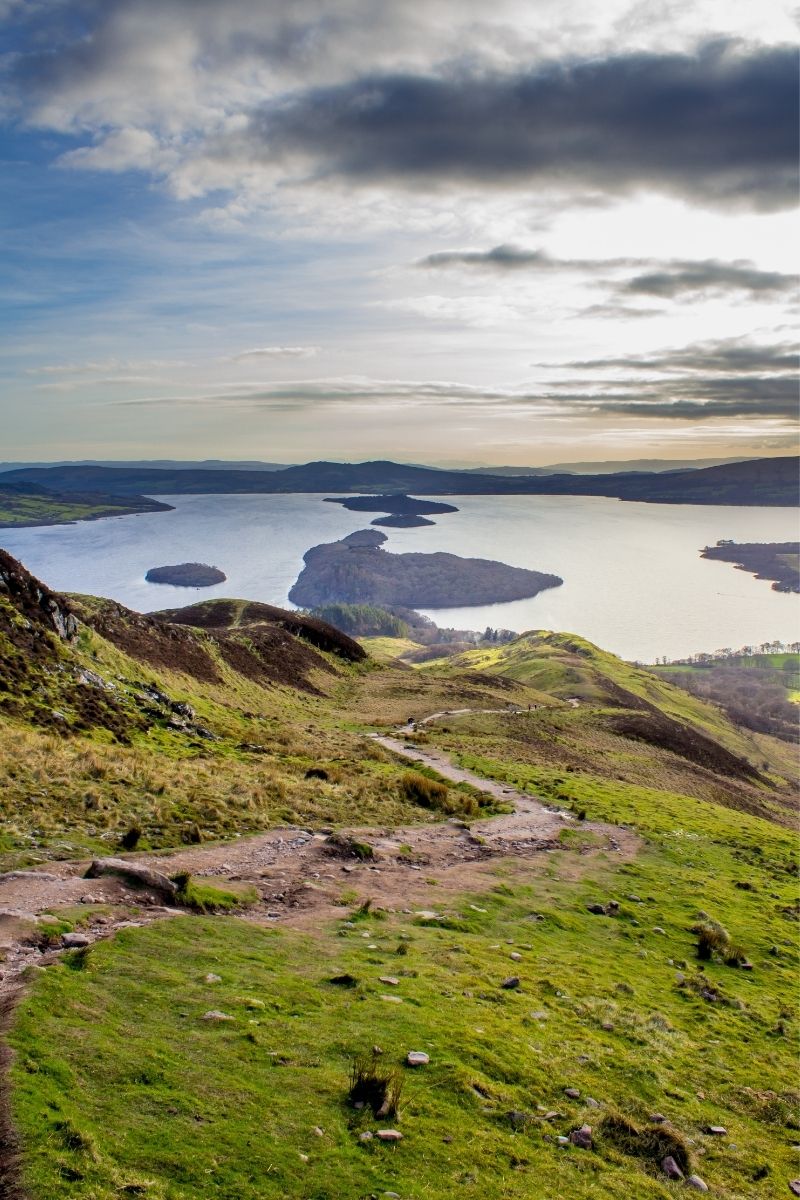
left=3, top=454, right=796, bottom=506
left=0, top=552, right=798, bottom=1200
left=0, top=481, right=172, bottom=528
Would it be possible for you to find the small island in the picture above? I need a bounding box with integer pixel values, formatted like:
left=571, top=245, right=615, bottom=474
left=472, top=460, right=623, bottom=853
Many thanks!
left=700, top=541, right=799, bottom=593
left=145, top=563, right=227, bottom=588
left=288, top=529, right=562, bottom=608
left=324, top=493, right=459, bottom=516
left=371, top=514, right=435, bottom=528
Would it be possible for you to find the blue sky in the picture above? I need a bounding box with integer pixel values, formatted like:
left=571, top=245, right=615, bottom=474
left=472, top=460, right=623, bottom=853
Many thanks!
left=0, top=0, right=797, bottom=465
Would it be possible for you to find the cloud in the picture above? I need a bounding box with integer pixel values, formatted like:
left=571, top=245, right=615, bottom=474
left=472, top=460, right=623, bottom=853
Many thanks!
left=8, top=11, right=798, bottom=212
left=229, top=345, right=319, bottom=361
left=622, top=261, right=798, bottom=298
left=233, top=41, right=797, bottom=210
left=420, top=244, right=798, bottom=299
left=552, top=337, right=799, bottom=374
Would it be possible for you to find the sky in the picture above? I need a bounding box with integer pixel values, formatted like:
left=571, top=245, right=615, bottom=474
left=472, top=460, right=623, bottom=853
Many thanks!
left=0, top=0, right=797, bottom=467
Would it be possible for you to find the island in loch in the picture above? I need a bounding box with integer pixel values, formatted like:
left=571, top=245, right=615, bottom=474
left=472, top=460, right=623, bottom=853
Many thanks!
left=145, top=563, right=227, bottom=588
left=288, top=529, right=562, bottom=608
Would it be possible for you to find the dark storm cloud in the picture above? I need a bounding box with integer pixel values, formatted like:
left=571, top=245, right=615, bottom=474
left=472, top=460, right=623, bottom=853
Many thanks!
left=243, top=41, right=798, bottom=209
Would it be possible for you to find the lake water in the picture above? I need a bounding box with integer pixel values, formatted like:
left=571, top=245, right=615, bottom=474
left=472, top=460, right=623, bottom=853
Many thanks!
left=0, top=493, right=796, bottom=662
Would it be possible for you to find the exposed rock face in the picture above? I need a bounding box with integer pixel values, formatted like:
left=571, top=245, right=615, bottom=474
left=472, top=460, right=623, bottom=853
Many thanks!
left=145, top=563, right=227, bottom=587
left=288, top=530, right=563, bottom=608
left=0, top=548, right=78, bottom=641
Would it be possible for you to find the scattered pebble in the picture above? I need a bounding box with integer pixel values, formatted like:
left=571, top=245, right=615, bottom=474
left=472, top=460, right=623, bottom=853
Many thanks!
left=313, top=1127, right=324, bottom=1137
left=201, top=1010, right=233, bottom=1021
left=380, top=995, right=404, bottom=1004
left=62, top=933, right=91, bottom=948
left=204, top=973, right=222, bottom=983
left=380, top=976, right=400, bottom=986
left=706, top=1125, right=727, bottom=1136
left=500, top=976, right=520, bottom=990
left=359, top=1131, right=373, bottom=1142
left=510, top=952, right=522, bottom=962
left=557, top=1136, right=570, bottom=1146
left=569, top=1124, right=592, bottom=1149
left=406, top=1051, right=430, bottom=1067
left=298, top=1152, right=309, bottom=1163
left=377, top=1129, right=403, bottom=1142
left=653, top=926, right=666, bottom=935
left=686, top=1176, right=708, bottom=1192
left=662, top=1155, right=684, bottom=1180
left=564, top=1088, right=580, bottom=1099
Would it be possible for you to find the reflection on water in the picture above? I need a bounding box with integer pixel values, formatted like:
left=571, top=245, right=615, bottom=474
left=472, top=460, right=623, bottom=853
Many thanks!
left=0, top=492, right=796, bottom=662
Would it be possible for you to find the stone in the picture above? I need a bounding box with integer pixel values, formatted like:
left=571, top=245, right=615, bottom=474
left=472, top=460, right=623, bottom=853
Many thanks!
left=380, top=976, right=400, bottom=986
left=585, top=1098, right=600, bottom=1108
left=380, top=995, right=403, bottom=1004
left=85, top=857, right=177, bottom=899
left=557, top=1136, right=570, bottom=1145
left=204, top=973, right=222, bottom=983
left=313, top=1126, right=324, bottom=1137
left=508, top=1110, right=532, bottom=1129
left=586, top=903, right=606, bottom=915
left=376, top=1129, right=403, bottom=1142
left=359, top=1131, right=373, bottom=1142
left=686, top=1176, right=709, bottom=1192
left=201, top=1010, right=233, bottom=1021
left=510, top=952, right=522, bottom=962
left=650, top=1113, right=668, bottom=1124
left=662, top=1155, right=684, bottom=1180
left=298, top=1152, right=309, bottom=1163
left=500, top=976, right=520, bottom=989
left=569, top=1124, right=592, bottom=1149
left=706, top=1125, right=727, bottom=1136
left=406, top=1051, right=429, bottom=1067
left=62, top=932, right=91, bottom=948
left=653, top=926, right=666, bottom=934
left=601, top=1021, right=615, bottom=1031
left=564, top=1088, right=580, bottom=1099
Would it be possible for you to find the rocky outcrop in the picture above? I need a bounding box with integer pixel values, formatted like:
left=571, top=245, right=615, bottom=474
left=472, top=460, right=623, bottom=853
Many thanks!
left=0, top=548, right=78, bottom=640
left=288, top=529, right=563, bottom=608
left=84, top=858, right=178, bottom=899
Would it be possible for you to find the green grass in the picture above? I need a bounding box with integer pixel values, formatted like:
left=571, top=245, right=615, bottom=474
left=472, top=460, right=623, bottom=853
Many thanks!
left=9, top=762, right=799, bottom=1200
left=172, top=874, right=258, bottom=912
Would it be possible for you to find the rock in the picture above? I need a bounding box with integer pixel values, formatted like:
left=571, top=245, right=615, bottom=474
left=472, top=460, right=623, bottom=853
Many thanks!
left=686, top=1176, right=709, bottom=1192
left=569, top=1124, right=592, bottom=1149
left=500, top=976, right=520, bottom=990
left=380, top=995, right=403, bottom=1004
left=380, top=976, right=400, bottom=986
left=313, top=1126, right=324, bottom=1137
left=601, top=1021, right=615, bottom=1031
left=653, top=926, right=666, bottom=934
left=564, top=1088, right=580, bottom=1099
left=586, top=904, right=606, bottom=915
left=359, top=1131, right=373, bottom=1142
left=606, top=900, right=620, bottom=913
left=508, top=1110, right=532, bottom=1129
left=62, top=932, right=91, bottom=948
left=298, top=1152, right=309, bottom=1163
left=201, top=1010, right=233, bottom=1021
left=650, top=1113, right=668, bottom=1124
left=376, top=1129, right=403, bottom=1142
left=789, top=1183, right=800, bottom=1198
left=585, top=1098, right=600, bottom=1108
left=85, top=858, right=177, bottom=899
left=706, top=1125, right=727, bottom=1136
left=662, top=1155, right=684, bottom=1180
left=557, top=1136, right=570, bottom=1145
left=406, top=1051, right=429, bottom=1067
left=627, top=894, right=643, bottom=902
left=204, top=973, right=222, bottom=983
left=510, top=952, right=522, bottom=961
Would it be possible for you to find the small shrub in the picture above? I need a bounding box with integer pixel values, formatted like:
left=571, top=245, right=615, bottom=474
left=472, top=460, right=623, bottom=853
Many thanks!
left=598, top=1111, right=692, bottom=1175
left=119, top=824, right=142, bottom=851
left=400, top=771, right=449, bottom=809
left=349, top=1051, right=403, bottom=1118
left=692, top=919, right=730, bottom=961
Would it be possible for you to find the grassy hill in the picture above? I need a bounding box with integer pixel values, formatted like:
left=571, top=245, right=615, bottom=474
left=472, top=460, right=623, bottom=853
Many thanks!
left=0, top=553, right=798, bottom=1199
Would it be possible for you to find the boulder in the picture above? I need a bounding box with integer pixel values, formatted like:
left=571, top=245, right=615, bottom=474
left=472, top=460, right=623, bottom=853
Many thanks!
left=662, top=1155, right=684, bottom=1180
left=406, top=1051, right=430, bottom=1067
left=500, top=976, right=521, bottom=990
left=62, top=932, right=91, bottom=948
left=686, top=1176, right=709, bottom=1192
left=85, top=858, right=178, bottom=899
left=569, top=1124, right=592, bottom=1149
left=376, top=1130, right=403, bottom=1142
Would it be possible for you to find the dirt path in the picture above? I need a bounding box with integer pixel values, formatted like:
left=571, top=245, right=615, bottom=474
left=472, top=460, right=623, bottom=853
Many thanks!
left=0, top=711, right=632, bottom=998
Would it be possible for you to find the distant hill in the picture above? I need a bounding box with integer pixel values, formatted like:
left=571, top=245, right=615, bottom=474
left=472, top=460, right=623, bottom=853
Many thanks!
left=466, top=456, right=756, bottom=475
left=3, top=455, right=796, bottom=506
left=0, top=459, right=288, bottom=473
left=0, top=480, right=173, bottom=527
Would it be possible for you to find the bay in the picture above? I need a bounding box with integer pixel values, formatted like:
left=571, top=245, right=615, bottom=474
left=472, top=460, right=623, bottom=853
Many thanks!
left=0, top=492, right=796, bottom=662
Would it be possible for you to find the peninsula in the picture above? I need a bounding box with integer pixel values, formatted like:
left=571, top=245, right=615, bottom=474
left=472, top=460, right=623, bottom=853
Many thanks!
left=288, top=528, right=562, bottom=608
left=0, top=481, right=173, bottom=528
left=701, top=541, right=800, bottom=593
left=145, top=563, right=227, bottom=587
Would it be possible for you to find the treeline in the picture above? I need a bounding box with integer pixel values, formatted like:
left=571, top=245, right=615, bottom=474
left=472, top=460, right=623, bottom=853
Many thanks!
left=664, top=667, right=798, bottom=742
left=308, top=603, right=410, bottom=638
